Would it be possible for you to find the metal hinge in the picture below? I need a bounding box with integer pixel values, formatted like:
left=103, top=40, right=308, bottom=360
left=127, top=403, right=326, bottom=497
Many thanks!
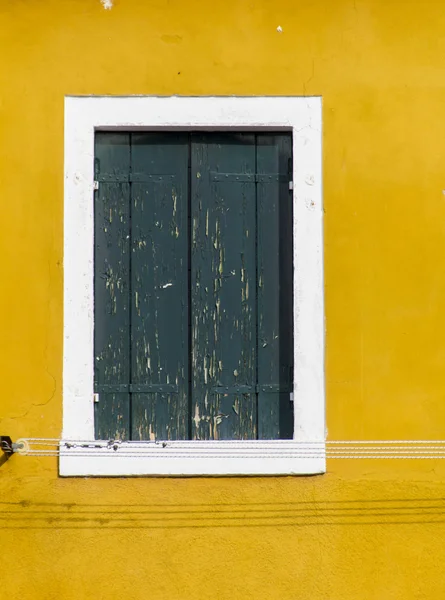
left=93, top=180, right=99, bottom=191
left=93, top=393, right=100, bottom=404
left=288, top=181, right=294, bottom=191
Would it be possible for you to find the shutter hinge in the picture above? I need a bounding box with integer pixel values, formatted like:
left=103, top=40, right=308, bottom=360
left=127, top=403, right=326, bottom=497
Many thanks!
left=290, top=392, right=294, bottom=403
left=93, top=393, right=100, bottom=404
left=93, top=180, right=99, bottom=191
left=288, top=181, right=294, bottom=191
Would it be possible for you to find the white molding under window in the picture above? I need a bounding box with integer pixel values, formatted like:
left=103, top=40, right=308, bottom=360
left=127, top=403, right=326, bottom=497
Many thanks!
left=62, top=95, right=325, bottom=477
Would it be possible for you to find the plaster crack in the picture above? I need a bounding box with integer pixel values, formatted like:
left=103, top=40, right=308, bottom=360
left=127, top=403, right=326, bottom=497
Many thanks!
left=2, top=373, right=56, bottom=422
left=303, top=59, right=315, bottom=96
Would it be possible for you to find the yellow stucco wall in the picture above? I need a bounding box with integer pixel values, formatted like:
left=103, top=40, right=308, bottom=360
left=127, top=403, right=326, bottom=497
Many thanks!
left=2, top=0, right=445, bottom=597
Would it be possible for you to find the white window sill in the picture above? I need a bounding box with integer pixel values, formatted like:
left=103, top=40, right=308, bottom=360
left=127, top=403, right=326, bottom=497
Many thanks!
left=59, top=440, right=326, bottom=477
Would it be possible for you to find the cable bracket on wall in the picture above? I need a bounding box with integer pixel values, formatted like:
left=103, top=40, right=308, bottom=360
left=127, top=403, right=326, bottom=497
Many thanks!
left=0, top=436, right=28, bottom=466
left=0, top=436, right=14, bottom=464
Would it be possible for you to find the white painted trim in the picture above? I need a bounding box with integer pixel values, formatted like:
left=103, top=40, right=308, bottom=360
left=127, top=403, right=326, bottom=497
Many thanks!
left=59, top=441, right=325, bottom=476
left=62, top=95, right=325, bottom=477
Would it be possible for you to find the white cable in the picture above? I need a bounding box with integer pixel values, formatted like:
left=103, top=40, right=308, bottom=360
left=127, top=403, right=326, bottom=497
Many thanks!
left=10, top=438, right=445, bottom=459
left=21, top=438, right=445, bottom=444
left=15, top=452, right=445, bottom=459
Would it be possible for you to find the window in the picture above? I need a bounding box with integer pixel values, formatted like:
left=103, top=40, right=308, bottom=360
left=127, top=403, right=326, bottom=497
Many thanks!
left=94, top=131, right=294, bottom=441
left=62, top=96, right=324, bottom=476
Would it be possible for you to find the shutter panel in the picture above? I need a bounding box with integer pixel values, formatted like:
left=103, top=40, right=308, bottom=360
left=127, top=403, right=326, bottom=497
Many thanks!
left=94, top=132, right=293, bottom=442
left=256, top=134, right=294, bottom=439
left=130, top=133, right=189, bottom=440
left=191, top=134, right=257, bottom=440
left=94, top=133, right=131, bottom=440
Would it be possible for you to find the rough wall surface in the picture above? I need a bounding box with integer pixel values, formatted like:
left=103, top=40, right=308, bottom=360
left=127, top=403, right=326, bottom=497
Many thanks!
left=2, top=1, right=445, bottom=598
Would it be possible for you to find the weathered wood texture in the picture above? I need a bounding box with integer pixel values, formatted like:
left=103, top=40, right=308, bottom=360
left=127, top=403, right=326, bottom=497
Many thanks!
left=191, top=134, right=257, bottom=439
left=130, top=134, right=189, bottom=441
left=256, top=134, right=294, bottom=439
left=94, top=132, right=293, bottom=441
left=94, top=133, right=131, bottom=439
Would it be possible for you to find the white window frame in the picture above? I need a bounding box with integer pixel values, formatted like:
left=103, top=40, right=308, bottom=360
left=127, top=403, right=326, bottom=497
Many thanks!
left=62, top=95, right=325, bottom=477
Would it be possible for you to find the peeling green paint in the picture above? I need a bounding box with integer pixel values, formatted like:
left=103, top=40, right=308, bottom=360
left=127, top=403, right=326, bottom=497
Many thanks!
left=94, top=132, right=293, bottom=441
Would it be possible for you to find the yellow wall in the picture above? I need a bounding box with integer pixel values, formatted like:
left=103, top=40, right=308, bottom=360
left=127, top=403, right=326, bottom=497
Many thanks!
left=2, top=0, right=445, bottom=597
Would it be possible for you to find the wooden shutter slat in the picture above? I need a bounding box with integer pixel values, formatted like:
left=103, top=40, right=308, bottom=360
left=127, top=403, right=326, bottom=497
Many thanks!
left=191, top=133, right=257, bottom=440
left=256, top=133, right=294, bottom=439
left=130, top=133, right=189, bottom=441
left=94, top=133, right=131, bottom=440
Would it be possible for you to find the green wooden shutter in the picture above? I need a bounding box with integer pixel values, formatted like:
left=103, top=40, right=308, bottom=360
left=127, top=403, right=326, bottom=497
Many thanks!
left=94, top=131, right=293, bottom=442
left=130, top=133, right=189, bottom=440
left=94, top=133, right=132, bottom=440
left=191, top=134, right=258, bottom=440
left=256, top=134, right=293, bottom=439
left=94, top=133, right=189, bottom=440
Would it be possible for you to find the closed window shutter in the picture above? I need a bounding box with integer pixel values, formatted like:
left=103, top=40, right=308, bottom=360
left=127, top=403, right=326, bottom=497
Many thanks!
left=94, top=133, right=189, bottom=440
left=94, top=132, right=293, bottom=441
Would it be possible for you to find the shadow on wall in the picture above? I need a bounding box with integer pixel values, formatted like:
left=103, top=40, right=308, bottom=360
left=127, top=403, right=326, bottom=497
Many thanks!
left=2, top=498, right=445, bottom=529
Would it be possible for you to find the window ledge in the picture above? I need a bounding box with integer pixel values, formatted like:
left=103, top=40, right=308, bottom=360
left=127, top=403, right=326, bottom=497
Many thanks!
left=59, top=440, right=326, bottom=476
